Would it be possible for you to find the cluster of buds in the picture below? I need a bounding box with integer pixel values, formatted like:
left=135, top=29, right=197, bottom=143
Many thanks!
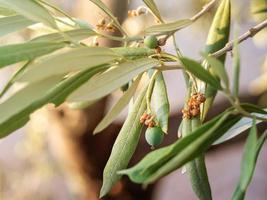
left=182, top=92, right=206, bottom=119
left=96, top=18, right=116, bottom=33
left=128, top=7, right=147, bottom=17
left=140, top=112, right=156, bottom=127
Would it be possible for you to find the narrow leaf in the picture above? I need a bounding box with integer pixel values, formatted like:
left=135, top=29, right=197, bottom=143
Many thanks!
left=231, top=122, right=267, bottom=200
left=145, top=19, right=192, bottom=34
left=202, top=53, right=229, bottom=88
left=100, top=86, right=147, bottom=198
left=232, top=33, right=240, bottom=98
left=151, top=72, right=170, bottom=133
left=0, top=0, right=57, bottom=29
left=214, top=107, right=267, bottom=145
left=31, top=28, right=97, bottom=42
left=0, top=65, right=107, bottom=138
left=201, top=0, right=231, bottom=119
left=0, top=15, right=36, bottom=37
left=18, top=47, right=120, bottom=83
left=180, top=57, right=222, bottom=90
left=143, top=0, right=163, bottom=23
left=69, top=58, right=160, bottom=102
left=94, top=75, right=142, bottom=134
left=0, top=42, right=66, bottom=68
left=119, top=111, right=241, bottom=184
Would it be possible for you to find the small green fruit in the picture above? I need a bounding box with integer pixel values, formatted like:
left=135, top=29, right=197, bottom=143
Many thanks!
left=145, top=126, right=164, bottom=147
left=144, top=35, right=158, bottom=49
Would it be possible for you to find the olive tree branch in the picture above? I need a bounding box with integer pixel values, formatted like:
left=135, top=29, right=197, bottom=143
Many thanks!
left=160, top=0, right=217, bottom=43
left=212, top=19, right=267, bottom=58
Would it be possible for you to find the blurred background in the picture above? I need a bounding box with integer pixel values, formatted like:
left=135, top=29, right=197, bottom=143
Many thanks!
left=0, top=0, right=266, bottom=199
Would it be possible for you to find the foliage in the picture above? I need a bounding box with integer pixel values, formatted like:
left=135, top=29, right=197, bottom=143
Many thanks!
left=0, top=0, right=266, bottom=199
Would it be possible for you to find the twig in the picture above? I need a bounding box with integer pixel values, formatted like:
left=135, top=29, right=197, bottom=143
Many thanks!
left=212, top=19, right=267, bottom=57
left=160, top=0, right=217, bottom=43
left=190, top=0, right=217, bottom=22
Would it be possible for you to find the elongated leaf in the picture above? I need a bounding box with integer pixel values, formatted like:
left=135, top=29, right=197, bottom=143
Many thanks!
left=100, top=86, right=147, bottom=198
left=112, top=47, right=155, bottom=59
left=0, top=65, right=107, bottom=138
left=0, top=15, right=36, bottom=37
left=202, top=54, right=229, bottom=88
left=181, top=118, right=212, bottom=200
left=151, top=72, right=170, bottom=133
left=69, top=58, right=160, bottom=101
left=119, top=111, right=241, bottom=184
left=18, top=47, right=120, bottom=83
left=0, top=0, right=57, bottom=29
left=214, top=107, right=267, bottom=145
left=251, top=0, right=267, bottom=22
left=0, top=6, right=16, bottom=16
left=143, top=0, right=163, bottom=23
left=201, top=0, right=231, bottom=119
left=94, top=75, right=142, bottom=134
left=145, top=19, right=192, bottom=34
left=232, top=34, right=240, bottom=98
left=31, top=28, right=96, bottom=42
left=232, top=125, right=267, bottom=200
left=180, top=57, right=222, bottom=90
left=0, top=42, right=66, bottom=68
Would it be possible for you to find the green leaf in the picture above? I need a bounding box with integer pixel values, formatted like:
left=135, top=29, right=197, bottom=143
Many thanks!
left=119, top=111, right=241, bottom=185
left=180, top=57, right=222, bottom=90
left=100, top=85, right=147, bottom=198
left=232, top=33, right=240, bottom=98
left=201, top=0, right=231, bottom=119
left=68, top=58, right=160, bottom=102
left=232, top=124, right=267, bottom=200
left=151, top=72, right=170, bottom=133
left=251, top=0, right=267, bottom=22
left=94, top=75, right=142, bottom=134
left=145, top=19, right=192, bottom=34
left=214, top=107, right=267, bottom=145
left=112, top=47, right=155, bottom=59
left=0, top=42, right=66, bottom=68
left=0, top=65, right=107, bottom=138
left=181, top=118, right=212, bottom=200
left=0, top=15, right=36, bottom=37
left=143, top=0, right=163, bottom=23
left=202, top=53, right=229, bottom=88
left=0, top=6, right=16, bottom=16
left=0, top=0, right=57, bottom=29
left=31, top=28, right=97, bottom=42
left=18, top=47, right=120, bottom=83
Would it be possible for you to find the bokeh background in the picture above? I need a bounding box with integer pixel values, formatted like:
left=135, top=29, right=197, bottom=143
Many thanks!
left=0, top=0, right=266, bottom=199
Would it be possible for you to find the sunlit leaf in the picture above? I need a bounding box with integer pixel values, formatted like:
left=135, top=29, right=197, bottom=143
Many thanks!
left=0, top=15, right=36, bottom=37
left=145, top=19, right=192, bottom=34
left=18, top=47, right=120, bottom=83
left=69, top=58, right=160, bottom=101
left=0, top=0, right=57, bottom=29
left=0, top=42, right=66, bottom=68
left=143, top=0, right=163, bottom=23
left=31, top=28, right=96, bottom=42
left=0, top=65, right=107, bottom=138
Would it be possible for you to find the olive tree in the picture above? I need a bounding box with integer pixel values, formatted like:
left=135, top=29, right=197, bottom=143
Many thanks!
left=0, top=0, right=266, bottom=199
